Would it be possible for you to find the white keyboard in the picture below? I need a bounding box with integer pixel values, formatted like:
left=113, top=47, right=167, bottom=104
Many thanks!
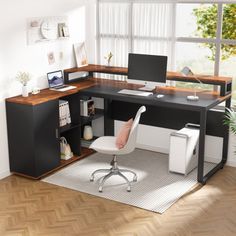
left=50, top=85, right=76, bottom=92
left=58, top=85, right=76, bottom=92
left=118, top=89, right=153, bottom=97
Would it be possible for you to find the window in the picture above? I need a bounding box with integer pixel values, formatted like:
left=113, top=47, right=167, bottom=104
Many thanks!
left=97, top=1, right=236, bottom=102
left=98, top=1, right=175, bottom=70
left=176, top=3, right=217, bottom=39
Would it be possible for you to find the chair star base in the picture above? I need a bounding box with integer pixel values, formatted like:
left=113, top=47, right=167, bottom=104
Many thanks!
left=90, top=155, right=137, bottom=192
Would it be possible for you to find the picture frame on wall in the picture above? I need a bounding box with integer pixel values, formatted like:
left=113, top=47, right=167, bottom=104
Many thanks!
left=73, top=42, right=88, bottom=67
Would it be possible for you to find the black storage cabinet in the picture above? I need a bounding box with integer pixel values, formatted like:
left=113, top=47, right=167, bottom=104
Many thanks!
left=6, top=100, right=60, bottom=178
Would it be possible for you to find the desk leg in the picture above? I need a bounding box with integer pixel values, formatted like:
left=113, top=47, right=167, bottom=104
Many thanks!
left=198, top=110, right=207, bottom=184
left=104, top=99, right=114, bottom=136
left=199, top=98, right=231, bottom=184
left=222, top=97, right=231, bottom=164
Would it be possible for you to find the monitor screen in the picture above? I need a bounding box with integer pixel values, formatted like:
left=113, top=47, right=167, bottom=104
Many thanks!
left=47, top=70, right=64, bottom=88
left=127, top=53, right=167, bottom=88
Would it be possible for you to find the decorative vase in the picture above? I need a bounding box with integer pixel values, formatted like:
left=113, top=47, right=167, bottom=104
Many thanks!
left=106, top=60, right=111, bottom=67
left=83, top=125, right=93, bottom=140
left=22, top=85, right=28, bottom=97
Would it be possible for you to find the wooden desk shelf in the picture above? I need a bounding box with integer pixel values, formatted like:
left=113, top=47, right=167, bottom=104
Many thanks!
left=64, top=64, right=232, bottom=96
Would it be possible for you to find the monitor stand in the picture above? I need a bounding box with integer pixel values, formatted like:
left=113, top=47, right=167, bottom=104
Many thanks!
left=138, top=86, right=155, bottom=92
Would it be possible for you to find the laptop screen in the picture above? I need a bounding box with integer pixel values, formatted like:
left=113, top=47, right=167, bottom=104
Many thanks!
left=47, top=70, right=64, bottom=88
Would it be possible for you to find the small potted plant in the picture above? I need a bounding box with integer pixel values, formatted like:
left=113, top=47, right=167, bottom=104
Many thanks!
left=104, top=52, right=113, bottom=67
left=16, top=71, right=31, bottom=97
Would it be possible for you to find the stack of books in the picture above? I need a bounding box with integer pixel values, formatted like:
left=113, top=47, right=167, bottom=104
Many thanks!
left=59, top=100, right=71, bottom=127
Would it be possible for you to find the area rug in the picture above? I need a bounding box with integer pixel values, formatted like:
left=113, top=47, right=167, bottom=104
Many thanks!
left=43, top=149, right=214, bottom=214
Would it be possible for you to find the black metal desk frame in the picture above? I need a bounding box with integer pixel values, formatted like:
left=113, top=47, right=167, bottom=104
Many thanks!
left=79, top=83, right=231, bottom=185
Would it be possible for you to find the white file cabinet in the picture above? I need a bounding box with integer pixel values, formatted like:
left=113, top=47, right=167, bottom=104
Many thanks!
left=169, top=125, right=199, bottom=175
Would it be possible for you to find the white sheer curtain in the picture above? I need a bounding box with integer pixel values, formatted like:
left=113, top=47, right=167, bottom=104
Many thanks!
left=98, top=2, right=130, bottom=79
left=99, top=2, right=130, bottom=66
left=132, top=3, right=174, bottom=69
left=98, top=1, right=175, bottom=80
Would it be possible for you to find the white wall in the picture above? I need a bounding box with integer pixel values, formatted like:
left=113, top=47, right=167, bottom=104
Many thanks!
left=0, top=0, right=95, bottom=178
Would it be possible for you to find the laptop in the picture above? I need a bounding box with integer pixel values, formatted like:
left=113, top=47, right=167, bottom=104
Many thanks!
left=47, top=70, right=76, bottom=92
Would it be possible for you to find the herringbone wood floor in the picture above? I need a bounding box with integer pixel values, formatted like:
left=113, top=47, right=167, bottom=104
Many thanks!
left=0, top=166, right=236, bottom=236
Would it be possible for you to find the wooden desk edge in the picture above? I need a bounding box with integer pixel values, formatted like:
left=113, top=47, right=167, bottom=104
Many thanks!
left=6, top=77, right=231, bottom=106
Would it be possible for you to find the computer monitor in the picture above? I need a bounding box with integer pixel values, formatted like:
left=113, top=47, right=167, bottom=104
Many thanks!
left=127, top=53, right=168, bottom=91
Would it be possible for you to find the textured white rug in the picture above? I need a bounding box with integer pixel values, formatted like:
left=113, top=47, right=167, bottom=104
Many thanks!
left=43, top=149, right=214, bottom=214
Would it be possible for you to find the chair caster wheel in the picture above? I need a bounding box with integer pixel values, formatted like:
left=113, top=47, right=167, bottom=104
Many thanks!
left=127, top=186, right=131, bottom=192
left=99, top=186, right=103, bottom=192
left=90, top=177, right=94, bottom=182
left=133, top=176, right=137, bottom=182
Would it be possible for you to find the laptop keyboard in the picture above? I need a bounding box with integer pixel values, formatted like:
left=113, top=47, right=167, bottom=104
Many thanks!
left=58, top=86, right=76, bottom=91
left=56, top=85, right=68, bottom=89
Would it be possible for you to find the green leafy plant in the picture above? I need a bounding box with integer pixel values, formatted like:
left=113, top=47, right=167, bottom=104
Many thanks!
left=193, top=4, right=236, bottom=61
left=16, top=71, right=31, bottom=86
left=224, top=107, right=236, bottom=135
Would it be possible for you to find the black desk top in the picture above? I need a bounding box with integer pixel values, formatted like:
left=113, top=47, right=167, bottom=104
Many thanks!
left=79, top=84, right=230, bottom=112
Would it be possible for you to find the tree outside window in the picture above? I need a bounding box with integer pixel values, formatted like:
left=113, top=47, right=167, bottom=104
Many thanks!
left=193, top=4, right=236, bottom=61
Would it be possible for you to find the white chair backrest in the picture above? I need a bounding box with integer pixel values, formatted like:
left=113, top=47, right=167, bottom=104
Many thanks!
left=121, top=106, right=146, bottom=153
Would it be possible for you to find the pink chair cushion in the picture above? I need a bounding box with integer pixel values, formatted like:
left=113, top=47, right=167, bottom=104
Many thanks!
left=115, top=118, right=133, bottom=149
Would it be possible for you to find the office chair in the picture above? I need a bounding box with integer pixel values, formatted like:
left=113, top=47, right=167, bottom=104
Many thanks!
left=89, top=106, right=146, bottom=192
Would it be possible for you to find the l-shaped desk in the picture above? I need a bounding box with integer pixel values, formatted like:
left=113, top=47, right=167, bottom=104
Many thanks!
left=6, top=65, right=232, bottom=183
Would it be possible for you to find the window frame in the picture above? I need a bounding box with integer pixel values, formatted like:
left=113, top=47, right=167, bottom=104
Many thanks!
left=97, top=0, right=236, bottom=88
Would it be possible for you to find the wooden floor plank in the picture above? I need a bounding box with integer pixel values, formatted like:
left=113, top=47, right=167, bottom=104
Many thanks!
left=0, top=166, right=236, bottom=235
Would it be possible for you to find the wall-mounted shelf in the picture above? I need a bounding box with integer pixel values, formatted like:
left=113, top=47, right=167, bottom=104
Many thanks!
left=27, top=16, right=69, bottom=45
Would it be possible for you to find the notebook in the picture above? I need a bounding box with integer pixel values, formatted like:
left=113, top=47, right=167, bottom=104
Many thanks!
left=47, top=70, right=76, bottom=92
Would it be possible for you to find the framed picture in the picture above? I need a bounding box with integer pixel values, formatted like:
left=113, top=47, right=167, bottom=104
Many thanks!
left=73, top=42, right=88, bottom=67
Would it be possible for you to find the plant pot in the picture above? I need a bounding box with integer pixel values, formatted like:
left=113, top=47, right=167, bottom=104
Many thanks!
left=22, top=85, right=28, bottom=97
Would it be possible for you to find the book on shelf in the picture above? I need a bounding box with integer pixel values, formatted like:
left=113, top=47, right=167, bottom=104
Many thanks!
left=59, top=100, right=71, bottom=127
left=80, top=99, right=95, bottom=117
left=81, top=139, right=92, bottom=148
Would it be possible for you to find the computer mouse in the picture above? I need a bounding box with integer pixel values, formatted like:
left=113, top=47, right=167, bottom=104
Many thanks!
left=156, top=94, right=164, bottom=98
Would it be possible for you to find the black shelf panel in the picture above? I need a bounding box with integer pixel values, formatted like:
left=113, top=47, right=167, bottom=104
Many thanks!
left=81, top=108, right=104, bottom=126
left=60, top=123, right=80, bottom=133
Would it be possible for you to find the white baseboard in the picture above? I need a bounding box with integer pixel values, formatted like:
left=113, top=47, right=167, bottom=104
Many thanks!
left=0, top=170, right=11, bottom=179
left=136, top=143, right=169, bottom=154
left=226, top=159, right=236, bottom=167
left=136, top=144, right=236, bottom=167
